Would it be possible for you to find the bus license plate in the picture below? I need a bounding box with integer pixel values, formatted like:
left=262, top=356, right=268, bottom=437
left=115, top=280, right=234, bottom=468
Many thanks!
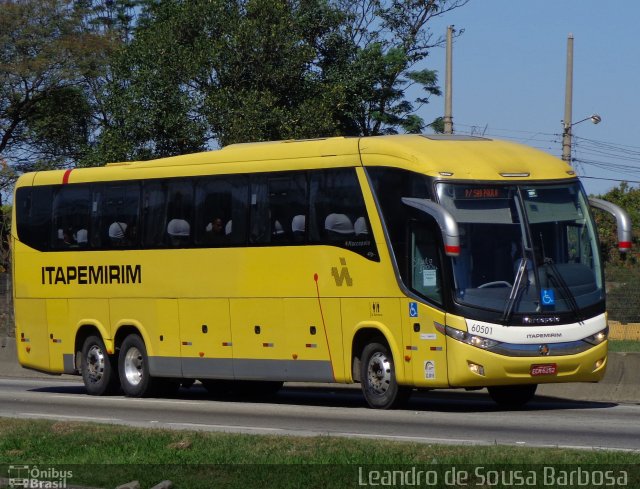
left=530, top=363, right=557, bottom=376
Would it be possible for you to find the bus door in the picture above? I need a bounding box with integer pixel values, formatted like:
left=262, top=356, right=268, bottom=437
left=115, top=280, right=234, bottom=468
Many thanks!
left=403, top=220, right=449, bottom=388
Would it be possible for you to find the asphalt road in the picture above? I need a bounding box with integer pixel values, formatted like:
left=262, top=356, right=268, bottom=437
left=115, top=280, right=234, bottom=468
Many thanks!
left=1, top=377, right=639, bottom=452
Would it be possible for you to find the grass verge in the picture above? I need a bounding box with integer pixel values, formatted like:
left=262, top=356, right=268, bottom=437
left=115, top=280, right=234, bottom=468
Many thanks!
left=1, top=418, right=638, bottom=488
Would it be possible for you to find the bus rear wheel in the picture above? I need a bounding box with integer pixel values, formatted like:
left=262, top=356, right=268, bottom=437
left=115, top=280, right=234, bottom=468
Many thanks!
left=81, top=335, right=119, bottom=396
left=118, top=334, right=153, bottom=397
left=360, top=340, right=411, bottom=409
left=488, top=384, right=537, bottom=408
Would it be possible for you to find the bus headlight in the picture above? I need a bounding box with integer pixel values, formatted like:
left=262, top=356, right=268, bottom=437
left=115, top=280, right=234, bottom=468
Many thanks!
left=584, top=327, right=608, bottom=346
left=445, top=326, right=500, bottom=350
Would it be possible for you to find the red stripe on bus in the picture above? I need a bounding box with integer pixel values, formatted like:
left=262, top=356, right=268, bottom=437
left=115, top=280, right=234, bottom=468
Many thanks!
left=62, top=169, right=73, bottom=184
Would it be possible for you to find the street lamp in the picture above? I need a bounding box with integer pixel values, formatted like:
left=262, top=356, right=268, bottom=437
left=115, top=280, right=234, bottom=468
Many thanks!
left=561, top=113, right=601, bottom=163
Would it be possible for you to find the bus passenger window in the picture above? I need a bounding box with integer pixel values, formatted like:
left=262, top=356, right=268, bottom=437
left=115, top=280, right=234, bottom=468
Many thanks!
left=195, top=175, right=248, bottom=247
left=100, top=184, right=140, bottom=249
left=52, top=186, right=92, bottom=250
left=250, top=172, right=307, bottom=245
left=310, top=168, right=378, bottom=260
left=16, top=186, right=53, bottom=251
left=142, top=183, right=166, bottom=247
left=166, top=181, right=193, bottom=247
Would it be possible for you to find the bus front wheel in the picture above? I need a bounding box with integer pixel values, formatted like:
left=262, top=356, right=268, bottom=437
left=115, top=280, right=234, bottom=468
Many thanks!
left=81, top=335, right=119, bottom=396
left=118, top=335, right=152, bottom=397
left=488, top=384, right=537, bottom=408
left=360, top=340, right=411, bottom=409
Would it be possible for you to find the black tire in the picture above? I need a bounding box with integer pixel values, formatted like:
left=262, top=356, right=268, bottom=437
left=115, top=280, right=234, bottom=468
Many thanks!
left=360, top=339, right=411, bottom=409
left=80, top=335, right=119, bottom=396
left=118, top=334, right=153, bottom=397
left=488, top=384, right=538, bottom=408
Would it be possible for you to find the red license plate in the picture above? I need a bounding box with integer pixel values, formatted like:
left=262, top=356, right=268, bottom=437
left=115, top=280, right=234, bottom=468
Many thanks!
left=530, top=363, right=558, bottom=376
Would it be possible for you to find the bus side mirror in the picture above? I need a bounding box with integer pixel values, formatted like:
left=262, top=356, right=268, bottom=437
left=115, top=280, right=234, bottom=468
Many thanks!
left=588, top=197, right=632, bottom=253
left=401, top=198, right=460, bottom=257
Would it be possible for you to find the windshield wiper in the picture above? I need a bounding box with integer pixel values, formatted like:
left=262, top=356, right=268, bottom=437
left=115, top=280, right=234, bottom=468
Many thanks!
left=501, top=257, right=529, bottom=323
left=537, top=233, right=581, bottom=320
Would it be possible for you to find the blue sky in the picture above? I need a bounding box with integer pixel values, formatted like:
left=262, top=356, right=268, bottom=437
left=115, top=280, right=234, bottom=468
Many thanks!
left=421, top=0, right=640, bottom=196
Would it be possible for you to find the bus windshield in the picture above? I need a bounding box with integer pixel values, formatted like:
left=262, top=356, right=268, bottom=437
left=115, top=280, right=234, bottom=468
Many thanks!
left=436, top=182, right=603, bottom=317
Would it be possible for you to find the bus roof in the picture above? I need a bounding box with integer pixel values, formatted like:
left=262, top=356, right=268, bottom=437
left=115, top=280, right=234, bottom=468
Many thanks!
left=20, top=134, right=576, bottom=187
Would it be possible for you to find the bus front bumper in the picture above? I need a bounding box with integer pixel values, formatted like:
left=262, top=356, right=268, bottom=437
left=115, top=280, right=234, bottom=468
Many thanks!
left=446, top=338, right=608, bottom=387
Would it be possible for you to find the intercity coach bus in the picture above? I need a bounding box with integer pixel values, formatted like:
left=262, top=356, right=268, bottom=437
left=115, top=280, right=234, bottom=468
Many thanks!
left=11, top=135, right=631, bottom=408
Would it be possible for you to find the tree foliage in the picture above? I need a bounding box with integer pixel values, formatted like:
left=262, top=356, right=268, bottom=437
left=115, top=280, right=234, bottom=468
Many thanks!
left=0, top=0, right=120, bottom=198
left=2, top=0, right=469, bottom=187
left=93, top=0, right=468, bottom=154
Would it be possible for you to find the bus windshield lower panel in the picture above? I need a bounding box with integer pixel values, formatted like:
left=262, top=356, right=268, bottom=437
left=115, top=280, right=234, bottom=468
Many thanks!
left=436, top=182, right=603, bottom=318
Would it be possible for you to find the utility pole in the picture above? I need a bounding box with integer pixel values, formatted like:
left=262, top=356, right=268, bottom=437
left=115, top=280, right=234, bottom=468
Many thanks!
left=562, top=34, right=574, bottom=162
left=443, top=25, right=454, bottom=135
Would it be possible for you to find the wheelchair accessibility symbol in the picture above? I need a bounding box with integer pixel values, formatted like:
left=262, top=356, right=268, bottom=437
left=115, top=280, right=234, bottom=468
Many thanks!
left=541, top=289, right=555, bottom=306
left=409, top=302, right=419, bottom=317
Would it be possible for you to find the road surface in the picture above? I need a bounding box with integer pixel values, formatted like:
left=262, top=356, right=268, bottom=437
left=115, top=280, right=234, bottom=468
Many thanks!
left=1, top=377, right=638, bottom=452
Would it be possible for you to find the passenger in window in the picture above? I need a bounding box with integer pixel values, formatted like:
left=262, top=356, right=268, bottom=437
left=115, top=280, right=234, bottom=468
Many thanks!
left=61, top=228, right=76, bottom=247
left=205, top=217, right=225, bottom=244
left=167, top=218, right=190, bottom=246
left=272, top=219, right=286, bottom=241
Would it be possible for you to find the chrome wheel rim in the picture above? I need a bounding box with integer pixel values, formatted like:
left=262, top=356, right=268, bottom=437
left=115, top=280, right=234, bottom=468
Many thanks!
left=124, top=346, right=144, bottom=387
left=366, top=351, right=392, bottom=395
left=86, top=345, right=105, bottom=383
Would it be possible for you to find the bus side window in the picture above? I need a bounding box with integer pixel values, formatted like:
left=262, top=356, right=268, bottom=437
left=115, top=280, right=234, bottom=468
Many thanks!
left=16, top=186, right=53, bottom=251
left=195, top=175, right=248, bottom=247
left=100, top=184, right=140, bottom=248
left=166, top=180, right=194, bottom=247
left=268, top=173, right=308, bottom=245
left=52, top=185, right=92, bottom=250
left=142, top=182, right=167, bottom=247
left=309, top=168, right=378, bottom=260
left=249, top=175, right=270, bottom=244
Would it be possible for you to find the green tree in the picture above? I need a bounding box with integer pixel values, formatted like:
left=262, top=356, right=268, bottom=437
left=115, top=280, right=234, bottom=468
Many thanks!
left=328, top=0, right=467, bottom=136
left=92, top=0, right=468, bottom=155
left=1, top=1, right=86, bottom=173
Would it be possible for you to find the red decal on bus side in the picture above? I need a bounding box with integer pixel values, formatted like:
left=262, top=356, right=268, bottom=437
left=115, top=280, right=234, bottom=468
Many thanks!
left=62, top=169, right=73, bottom=184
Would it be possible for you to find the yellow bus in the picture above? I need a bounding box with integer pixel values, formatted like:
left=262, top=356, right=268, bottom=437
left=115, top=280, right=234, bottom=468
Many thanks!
left=11, top=135, right=631, bottom=408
